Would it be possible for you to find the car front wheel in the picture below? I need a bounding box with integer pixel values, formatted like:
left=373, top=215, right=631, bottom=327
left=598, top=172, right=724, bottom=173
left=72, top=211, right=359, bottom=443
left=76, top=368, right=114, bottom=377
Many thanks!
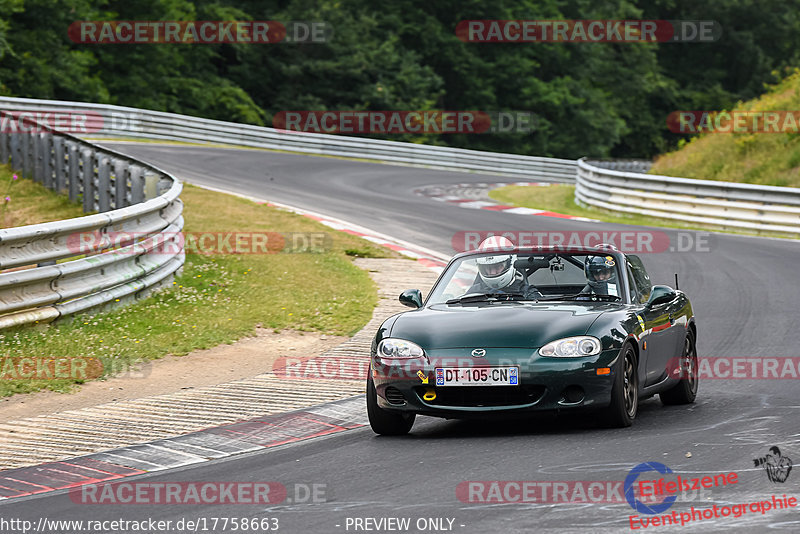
left=603, top=343, right=638, bottom=428
left=366, top=376, right=415, bottom=436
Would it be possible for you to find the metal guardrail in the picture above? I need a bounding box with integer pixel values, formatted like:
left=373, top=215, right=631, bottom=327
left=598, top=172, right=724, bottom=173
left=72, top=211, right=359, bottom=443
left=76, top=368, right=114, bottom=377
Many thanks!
left=578, top=159, right=800, bottom=236
left=0, top=97, right=578, bottom=182
left=0, top=111, right=184, bottom=329
left=3, top=96, right=799, bottom=241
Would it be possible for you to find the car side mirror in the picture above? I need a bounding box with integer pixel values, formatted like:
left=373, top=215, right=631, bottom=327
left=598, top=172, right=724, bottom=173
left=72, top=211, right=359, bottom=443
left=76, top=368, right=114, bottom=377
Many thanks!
left=646, top=285, right=676, bottom=308
left=399, top=289, right=423, bottom=309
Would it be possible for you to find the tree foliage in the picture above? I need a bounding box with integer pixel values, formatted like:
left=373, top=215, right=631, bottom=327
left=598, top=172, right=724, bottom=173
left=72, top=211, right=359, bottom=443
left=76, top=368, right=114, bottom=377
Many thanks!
left=1, top=0, right=798, bottom=158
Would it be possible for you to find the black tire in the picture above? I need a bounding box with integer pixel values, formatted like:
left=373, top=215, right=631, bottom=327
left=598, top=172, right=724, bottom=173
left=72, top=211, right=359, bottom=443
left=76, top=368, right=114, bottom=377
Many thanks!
left=603, top=343, right=638, bottom=428
left=660, top=330, right=698, bottom=405
left=366, top=377, right=415, bottom=436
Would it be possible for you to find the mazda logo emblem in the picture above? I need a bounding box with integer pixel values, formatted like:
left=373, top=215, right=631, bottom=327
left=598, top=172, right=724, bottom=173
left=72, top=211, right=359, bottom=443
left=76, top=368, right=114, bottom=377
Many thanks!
left=471, top=348, right=486, bottom=358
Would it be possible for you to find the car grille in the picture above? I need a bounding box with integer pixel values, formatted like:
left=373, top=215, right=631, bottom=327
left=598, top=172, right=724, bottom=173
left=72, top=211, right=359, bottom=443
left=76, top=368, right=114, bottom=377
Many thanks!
left=415, top=386, right=546, bottom=408
left=384, top=386, right=406, bottom=405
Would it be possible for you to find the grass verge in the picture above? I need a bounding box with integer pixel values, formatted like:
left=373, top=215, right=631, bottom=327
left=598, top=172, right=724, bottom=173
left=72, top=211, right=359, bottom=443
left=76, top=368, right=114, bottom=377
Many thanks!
left=0, top=180, right=397, bottom=397
left=0, top=166, right=87, bottom=227
left=650, top=69, right=800, bottom=187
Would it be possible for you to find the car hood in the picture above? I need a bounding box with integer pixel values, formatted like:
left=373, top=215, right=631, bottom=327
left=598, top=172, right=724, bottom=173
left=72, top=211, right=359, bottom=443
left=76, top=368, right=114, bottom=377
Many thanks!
left=389, top=302, right=619, bottom=349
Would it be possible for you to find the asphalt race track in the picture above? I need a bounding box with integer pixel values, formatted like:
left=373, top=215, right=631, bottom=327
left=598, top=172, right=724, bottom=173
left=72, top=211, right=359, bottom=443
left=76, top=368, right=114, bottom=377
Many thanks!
left=3, top=144, right=800, bottom=533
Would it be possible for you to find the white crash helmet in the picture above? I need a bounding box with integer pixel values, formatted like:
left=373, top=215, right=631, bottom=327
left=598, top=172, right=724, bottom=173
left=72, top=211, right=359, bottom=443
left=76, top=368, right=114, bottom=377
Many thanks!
left=476, top=236, right=517, bottom=289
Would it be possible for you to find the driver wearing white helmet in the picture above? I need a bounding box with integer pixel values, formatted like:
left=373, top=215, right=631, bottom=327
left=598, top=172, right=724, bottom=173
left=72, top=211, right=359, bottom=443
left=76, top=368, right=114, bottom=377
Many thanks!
left=468, top=236, right=538, bottom=297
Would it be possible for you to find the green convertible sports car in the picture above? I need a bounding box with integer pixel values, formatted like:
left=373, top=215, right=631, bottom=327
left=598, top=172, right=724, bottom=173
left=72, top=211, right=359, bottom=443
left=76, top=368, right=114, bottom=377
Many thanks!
left=366, top=243, right=698, bottom=435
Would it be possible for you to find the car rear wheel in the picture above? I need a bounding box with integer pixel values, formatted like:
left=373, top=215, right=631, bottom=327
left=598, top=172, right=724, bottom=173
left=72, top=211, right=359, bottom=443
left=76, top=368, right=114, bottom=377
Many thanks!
left=660, top=330, right=698, bottom=405
left=603, top=343, right=638, bottom=428
left=366, top=376, right=415, bottom=436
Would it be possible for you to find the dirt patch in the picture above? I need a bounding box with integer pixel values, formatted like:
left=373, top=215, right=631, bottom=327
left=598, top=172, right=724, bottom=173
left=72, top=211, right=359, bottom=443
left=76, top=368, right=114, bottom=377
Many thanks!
left=0, top=329, right=346, bottom=424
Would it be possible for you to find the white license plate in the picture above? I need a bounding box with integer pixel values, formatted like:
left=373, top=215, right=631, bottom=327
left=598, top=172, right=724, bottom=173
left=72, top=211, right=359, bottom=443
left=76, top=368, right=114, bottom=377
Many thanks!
left=434, top=367, right=519, bottom=387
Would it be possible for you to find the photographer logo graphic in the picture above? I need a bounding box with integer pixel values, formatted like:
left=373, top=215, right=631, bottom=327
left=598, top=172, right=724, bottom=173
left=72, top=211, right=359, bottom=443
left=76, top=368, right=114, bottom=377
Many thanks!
left=754, top=446, right=792, bottom=483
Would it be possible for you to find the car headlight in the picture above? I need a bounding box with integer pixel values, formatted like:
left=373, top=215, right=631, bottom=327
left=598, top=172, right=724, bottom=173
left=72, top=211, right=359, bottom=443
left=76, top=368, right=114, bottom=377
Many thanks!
left=539, top=336, right=601, bottom=357
left=377, top=338, right=425, bottom=359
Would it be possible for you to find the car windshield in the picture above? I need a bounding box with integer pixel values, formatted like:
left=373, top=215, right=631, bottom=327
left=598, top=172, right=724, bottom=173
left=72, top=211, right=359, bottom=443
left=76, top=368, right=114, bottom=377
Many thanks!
left=427, top=252, right=623, bottom=305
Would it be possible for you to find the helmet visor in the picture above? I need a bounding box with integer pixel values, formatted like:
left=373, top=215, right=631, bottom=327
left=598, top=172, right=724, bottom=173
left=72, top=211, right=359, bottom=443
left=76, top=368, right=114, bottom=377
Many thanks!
left=478, top=257, right=512, bottom=278
left=587, top=260, right=614, bottom=281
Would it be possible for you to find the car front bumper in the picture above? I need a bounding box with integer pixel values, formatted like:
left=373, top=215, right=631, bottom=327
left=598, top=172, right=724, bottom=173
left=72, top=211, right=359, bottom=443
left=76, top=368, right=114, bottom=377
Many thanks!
left=371, top=347, right=621, bottom=417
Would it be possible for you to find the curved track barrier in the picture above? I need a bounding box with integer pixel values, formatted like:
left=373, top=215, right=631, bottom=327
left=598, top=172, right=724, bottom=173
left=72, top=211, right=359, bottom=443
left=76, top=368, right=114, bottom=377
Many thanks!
left=0, top=111, right=184, bottom=329
left=578, top=158, right=800, bottom=236
left=0, top=97, right=577, bottom=182
left=6, top=98, right=798, bottom=237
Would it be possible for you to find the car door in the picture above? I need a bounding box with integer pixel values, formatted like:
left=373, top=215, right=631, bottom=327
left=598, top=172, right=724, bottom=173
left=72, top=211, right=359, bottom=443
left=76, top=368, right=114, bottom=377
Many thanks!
left=627, top=256, right=675, bottom=386
left=664, top=291, right=692, bottom=367
left=640, top=295, right=678, bottom=385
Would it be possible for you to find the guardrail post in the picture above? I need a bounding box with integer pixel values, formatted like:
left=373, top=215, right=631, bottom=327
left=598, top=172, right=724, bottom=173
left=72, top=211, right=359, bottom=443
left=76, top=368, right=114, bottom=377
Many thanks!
left=0, top=125, right=8, bottom=165
left=157, top=177, right=172, bottom=196
left=9, top=132, right=20, bottom=170
left=22, top=132, right=33, bottom=178
left=33, top=133, right=44, bottom=183
left=30, top=132, right=44, bottom=183
left=41, top=133, right=54, bottom=189
left=67, top=141, right=80, bottom=202
left=82, top=148, right=95, bottom=213
left=129, top=165, right=144, bottom=204
left=36, top=132, right=44, bottom=184
left=97, top=154, right=111, bottom=212
left=114, top=159, right=129, bottom=208
left=53, top=136, right=66, bottom=192
left=144, top=172, right=159, bottom=199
